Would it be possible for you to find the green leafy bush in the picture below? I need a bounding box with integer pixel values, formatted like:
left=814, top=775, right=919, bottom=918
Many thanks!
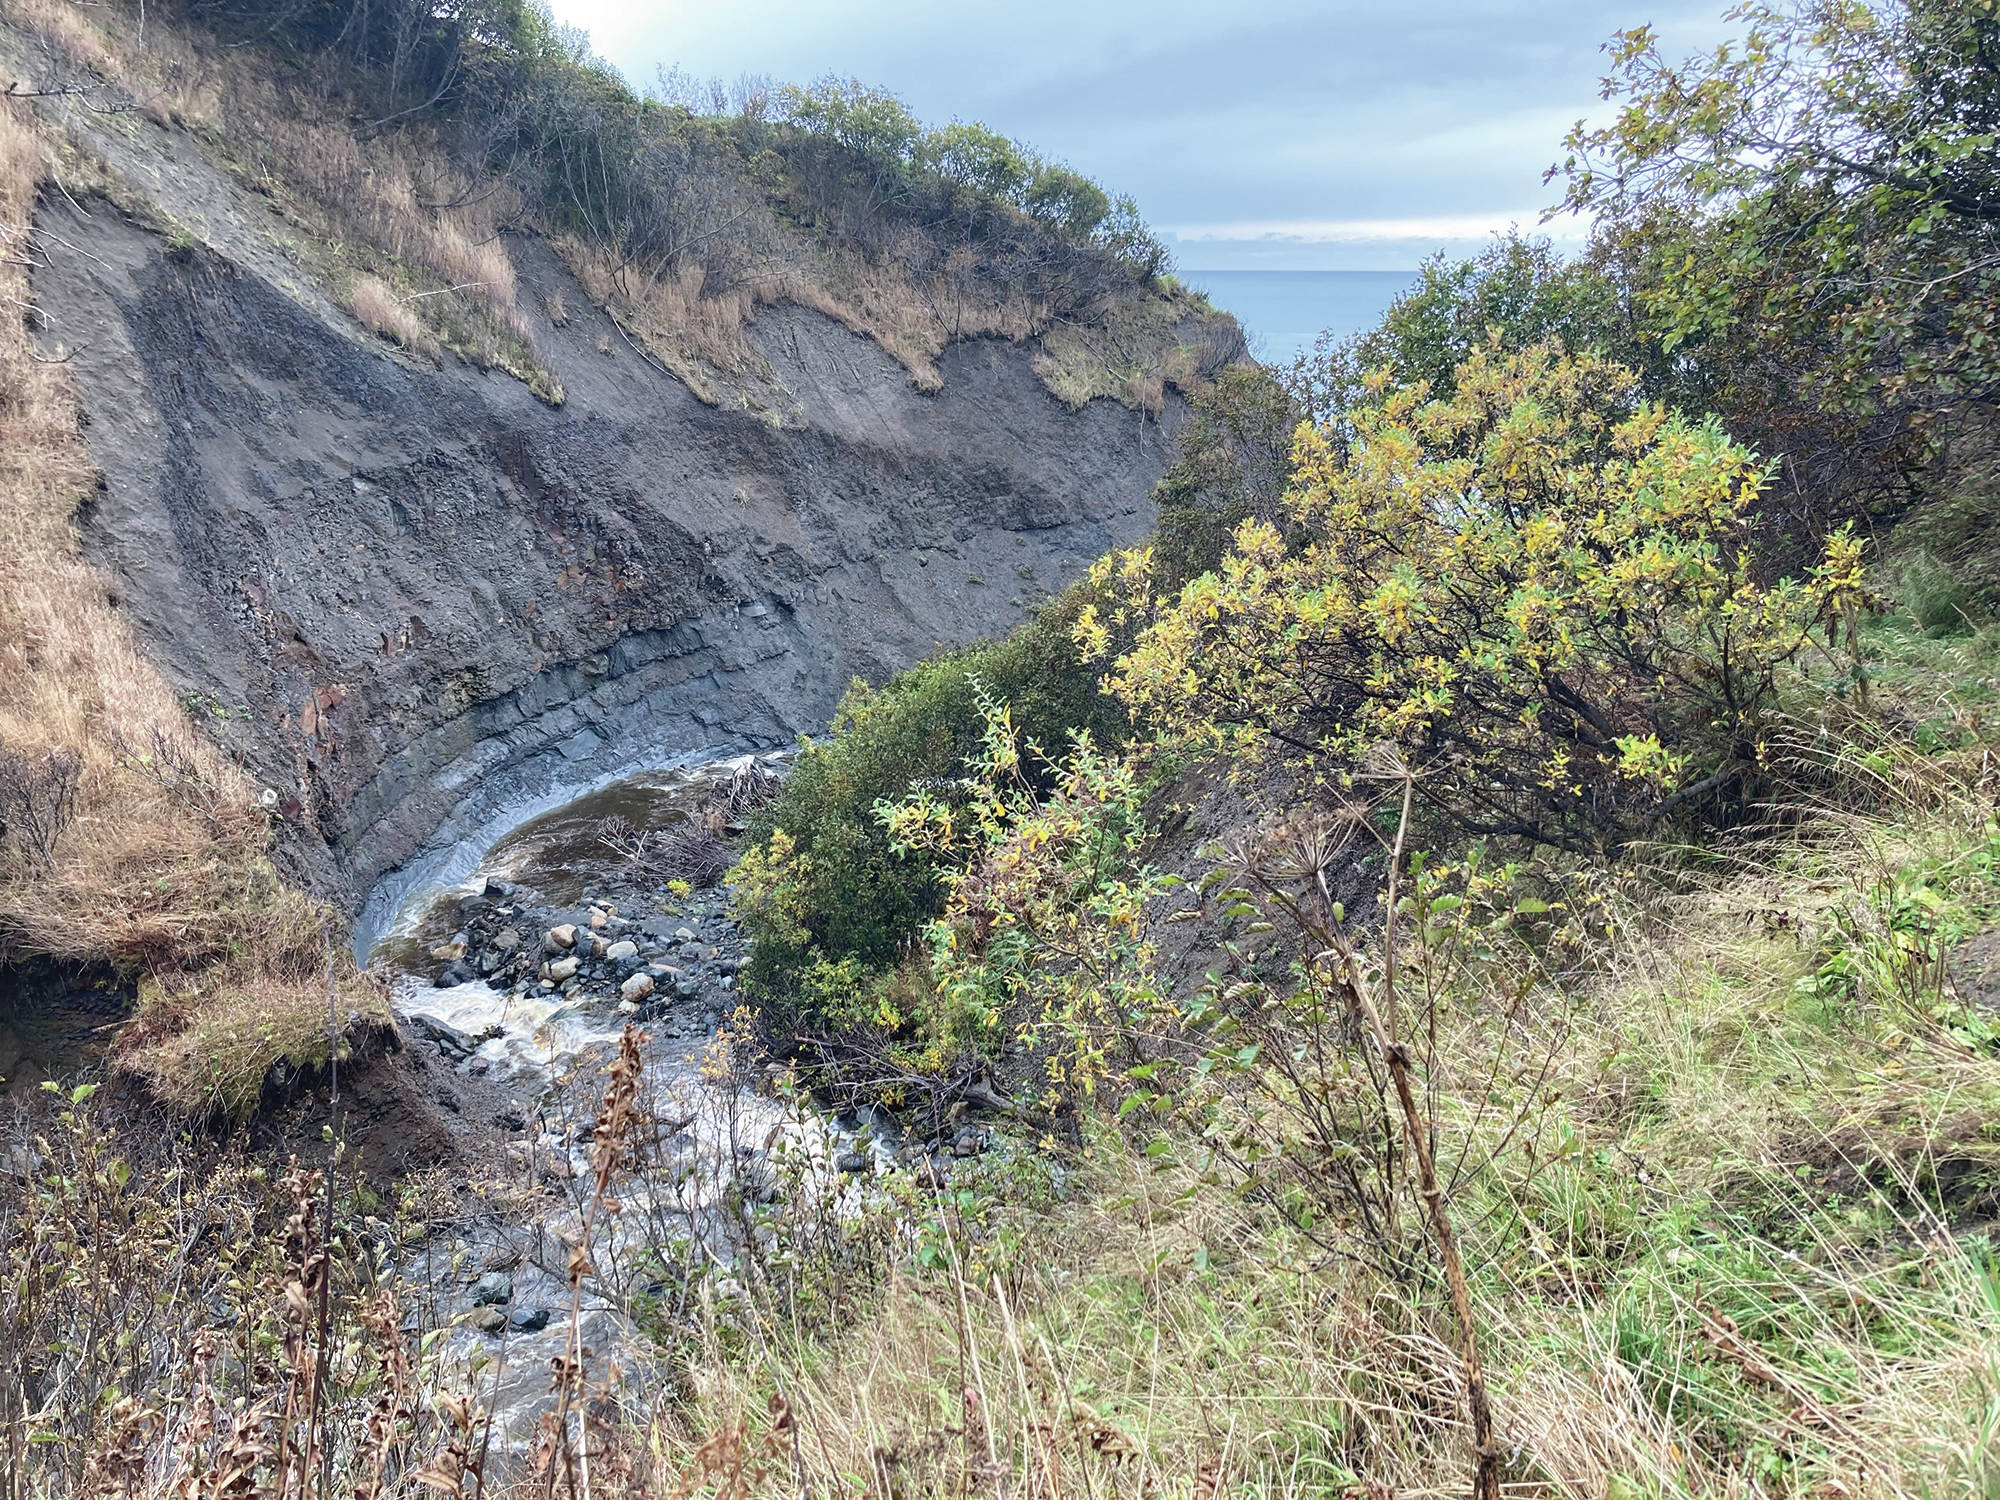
left=1087, top=341, right=1870, bottom=852
left=1555, top=0, right=2000, bottom=529
left=879, top=698, right=1167, bottom=1097
left=734, top=584, right=1125, bottom=1036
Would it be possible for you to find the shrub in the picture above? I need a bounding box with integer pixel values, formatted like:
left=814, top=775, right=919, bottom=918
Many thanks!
left=734, top=583, right=1125, bottom=1035
left=0, top=742, right=81, bottom=870
left=878, top=697, right=1167, bottom=1103
left=1086, top=341, right=1869, bottom=853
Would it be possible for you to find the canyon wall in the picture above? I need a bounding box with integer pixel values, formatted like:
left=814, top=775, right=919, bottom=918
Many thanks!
left=27, top=122, right=1175, bottom=923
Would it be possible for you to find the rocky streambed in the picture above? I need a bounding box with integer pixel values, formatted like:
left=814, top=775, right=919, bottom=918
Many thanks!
left=365, top=750, right=1005, bottom=1450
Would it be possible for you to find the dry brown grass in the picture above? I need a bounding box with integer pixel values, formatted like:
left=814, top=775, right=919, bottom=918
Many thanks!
left=562, top=229, right=1199, bottom=411
left=259, top=97, right=532, bottom=343
left=2, top=0, right=553, bottom=394
left=788, top=243, right=1044, bottom=393
left=1, top=0, right=112, bottom=75
left=0, top=96, right=378, bottom=1114
left=348, top=274, right=441, bottom=361
left=565, top=246, right=778, bottom=404
left=1033, top=285, right=1229, bottom=411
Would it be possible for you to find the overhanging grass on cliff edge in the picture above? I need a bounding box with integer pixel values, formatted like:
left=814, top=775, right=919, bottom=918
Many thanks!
left=0, top=96, right=381, bottom=1115
left=1, top=0, right=1236, bottom=417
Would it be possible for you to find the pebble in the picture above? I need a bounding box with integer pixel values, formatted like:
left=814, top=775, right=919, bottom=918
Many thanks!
left=544, top=956, right=580, bottom=982
left=588, top=906, right=608, bottom=929
left=620, top=972, right=655, bottom=1003
left=605, top=939, right=638, bottom=961
left=547, top=924, right=577, bottom=951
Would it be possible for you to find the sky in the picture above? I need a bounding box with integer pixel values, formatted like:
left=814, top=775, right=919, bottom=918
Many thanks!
left=543, top=0, right=1735, bottom=272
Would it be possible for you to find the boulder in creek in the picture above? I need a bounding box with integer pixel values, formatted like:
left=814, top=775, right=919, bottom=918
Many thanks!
left=543, top=956, right=580, bottom=983
left=404, top=1012, right=480, bottom=1060
left=546, top=924, right=577, bottom=952
left=619, top=972, right=655, bottom=1003
left=470, top=1270, right=514, bottom=1306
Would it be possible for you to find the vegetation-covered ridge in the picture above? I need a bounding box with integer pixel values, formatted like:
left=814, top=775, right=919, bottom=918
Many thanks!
left=0, top=0, right=1235, bottom=410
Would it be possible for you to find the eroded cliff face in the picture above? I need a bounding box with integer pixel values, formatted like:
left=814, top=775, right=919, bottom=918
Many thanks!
left=31, top=172, right=1173, bottom=926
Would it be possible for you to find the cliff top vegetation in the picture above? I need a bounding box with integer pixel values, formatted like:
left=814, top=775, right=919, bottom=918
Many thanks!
left=3, top=0, right=1235, bottom=408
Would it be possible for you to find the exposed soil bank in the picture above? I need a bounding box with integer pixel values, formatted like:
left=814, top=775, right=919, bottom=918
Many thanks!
left=25, top=98, right=1176, bottom=917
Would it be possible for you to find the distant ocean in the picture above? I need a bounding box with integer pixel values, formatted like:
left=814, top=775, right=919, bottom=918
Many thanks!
left=1184, top=269, right=1417, bottom=367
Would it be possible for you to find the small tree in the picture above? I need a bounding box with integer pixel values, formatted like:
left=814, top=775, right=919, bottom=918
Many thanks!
left=1553, top=0, right=2000, bottom=519
left=1082, top=340, right=1866, bottom=852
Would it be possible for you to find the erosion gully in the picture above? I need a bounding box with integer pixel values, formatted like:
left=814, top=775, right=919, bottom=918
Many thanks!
left=364, top=749, right=983, bottom=1448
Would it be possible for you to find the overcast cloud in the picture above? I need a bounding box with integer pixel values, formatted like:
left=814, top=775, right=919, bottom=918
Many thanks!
left=544, top=0, right=1732, bottom=270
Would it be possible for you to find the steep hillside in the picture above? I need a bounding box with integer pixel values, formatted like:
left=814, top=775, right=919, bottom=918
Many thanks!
left=34, top=180, right=1177, bottom=913
left=0, top=1, right=1207, bottom=963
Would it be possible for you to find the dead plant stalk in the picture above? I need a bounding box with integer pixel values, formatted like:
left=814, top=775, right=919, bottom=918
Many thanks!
left=1329, top=770, right=1499, bottom=1500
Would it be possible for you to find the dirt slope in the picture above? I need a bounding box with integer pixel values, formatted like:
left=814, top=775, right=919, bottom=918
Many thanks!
left=26, top=116, right=1177, bottom=921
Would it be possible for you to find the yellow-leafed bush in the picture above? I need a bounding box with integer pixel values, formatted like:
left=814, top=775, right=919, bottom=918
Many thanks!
left=1084, top=340, right=1868, bottom=851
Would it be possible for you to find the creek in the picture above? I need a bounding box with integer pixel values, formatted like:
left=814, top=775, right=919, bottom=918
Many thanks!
left=363, top=749, right=928, bottom=1449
